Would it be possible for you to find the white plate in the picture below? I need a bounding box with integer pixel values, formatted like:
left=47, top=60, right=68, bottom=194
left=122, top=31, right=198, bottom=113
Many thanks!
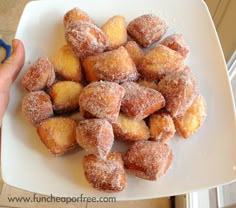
left=2, top=0, right=236, bottom=200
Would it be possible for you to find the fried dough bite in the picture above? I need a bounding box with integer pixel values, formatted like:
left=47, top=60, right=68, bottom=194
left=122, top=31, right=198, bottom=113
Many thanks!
left=174, top=94, right=207, bottom=138
left=76, top=119, right=114, bottom=159
left=22, top=91, right=53, bottom=126
left=137, top=79, right=159, bottom=91
left=138, top=45, right=184, bottom=81
left=65, top=21, right=108, bottom=59
left=21, top=57, right=55, bottom=92
left=101, top=15, right=127, bottom=50
left=79, top=81, right=125, bottom=123
left=51, top=45, right=82, bottom=82
left=124, top=141, right=172, bottom=180
left=127, top=14, right=168, bottom=48
left=121, top=82, right=165, bottom=120
left=124, top=41, right=144, bottom=66
left=82, top=46, right=139, bottom=83
left=112, top=113, right=150, bottom=142
left=161, top=34, right=189, bottom=58
left=83, top=152, right=126, bottom=192
left=63, top=7, right=95, bottom=26
left=157, top=69, right=197, bottom=117
left=37, top=117, right=77, bottom=156
left=149, top=111, right=175, bottom=142
left=49, top=81, right=83, bottom=113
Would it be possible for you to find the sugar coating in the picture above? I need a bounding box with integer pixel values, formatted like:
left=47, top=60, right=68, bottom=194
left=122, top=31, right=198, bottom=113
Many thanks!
left=138, top=45, right=184, bottom=81
left=121, top=82, right=165, bottom=120
left=101, top=15, right=127, bottom=50
left=87, top=46, right=139, bottom=83
left=63, top=7, right=94, bottom=26
left=79, top=81, right=125, bottom=123
left=174, top=94, right=207, bottom=138
left=83, top=152, right=126, bottom=192
left=127, top=14, right=168, bottom=48
left=149, top=111, right=176, bottom=142
left=124, top=141, right=172, bottom=180
left=22, top=91, right=53, bottom=126
left=76, top=118, right=114, bottom=159
left=124, top=41, right=144, bottom=66
left=161, top=34, right=190, bottom=58
left=37, top=117, right=77, bottom=156
left=112, top=113, right=150, bottom=142
left=21, top=57, right=55, bottom=92
left=65, top=21, right=108, bottom=59
left=157, top=69, right=197, bottom=117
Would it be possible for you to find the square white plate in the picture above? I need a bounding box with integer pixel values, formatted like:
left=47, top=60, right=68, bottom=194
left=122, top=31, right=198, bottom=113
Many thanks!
left=2, top=0, right=236, bottom=200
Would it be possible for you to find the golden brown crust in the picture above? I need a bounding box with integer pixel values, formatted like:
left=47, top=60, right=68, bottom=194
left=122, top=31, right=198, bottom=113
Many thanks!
left=157, top=69, right=197, bottom=117
left=138, top=45, right=184, bottom=81
left=149, top=111, right=176, bottom=142
left=76, top=119, right=114, bottom=159
left=63, top=7, right=95, bottom=26
left=127, top=14, right=168, bottom=48
left=161, top=34, right=189, bottom=58
left=37, top=117, right=78, bottom=156
left=65, top=21, right=108, bottom=59
left=22, top=91, right=53, bottom=126
left=101, top=15, right=127, bottom=50
left=121, top=82, right=165, bottom=120
left=49, top=81, right=83, bottom=113
left=79, top=81, right=125, bottom=123
left=83, top=152, right=127, bottom=192
left=124, top=41, right=144, bottom=66
left=112, top=113, right=150, bottom=142
left=82, top=46, right=139, bottom=83
left=51, top=45, right=83, bottom=82
left=174, top=94, right=207, bottom=138
left=21, top=57, right=55, bottom=92
left=124, top=141, right=172, bottom=180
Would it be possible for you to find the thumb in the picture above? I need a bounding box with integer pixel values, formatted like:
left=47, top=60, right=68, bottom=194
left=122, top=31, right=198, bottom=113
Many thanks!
left=0, top=39, right=25, bottom=89
left=0, top=39, right=25, bottom=126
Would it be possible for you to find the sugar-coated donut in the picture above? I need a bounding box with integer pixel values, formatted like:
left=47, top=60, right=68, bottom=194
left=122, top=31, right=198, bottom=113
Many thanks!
left=127, top=14, right=168, bottom=48
left=121, top=82, right=165, bottom=120
left=79, top=81, right=125, bottom=123
left=124, top=141, right=172, bottom=180
left=76, top=119, right=114, bottom=159
left=83, top=152, right=127, bottom=192
left=138, top=45, right=184, bottom=81
left=174, top=94, right=207, bottom=138
left=112, top=113, right=150, bottom=142
left=101, top=15, right=127, bottom=50
left=149, top=111, right=176, bottom=142
left=160, top=34, right=189, bottom=58
left=51, top=45, right=83, bottom=82
left=157, top=69, right=197, bottom=117
left=21, top=57, right=55, bottom=92
left=124, top=41, right=144, bottom=67
left=37, top=117, right=78, bottom=156
left=63, top=7, right=95, bottom=26
left=65, top=21, right=108, bottom=59
left=82, top=46, right=139, bottom=83
left=22, top=91, right=53, bottom=126
left=49, top=81, right=83, bottom=113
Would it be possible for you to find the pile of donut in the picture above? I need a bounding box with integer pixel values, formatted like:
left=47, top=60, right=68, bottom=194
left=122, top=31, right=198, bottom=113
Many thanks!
left=21, top=7, right=207, bottom=192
